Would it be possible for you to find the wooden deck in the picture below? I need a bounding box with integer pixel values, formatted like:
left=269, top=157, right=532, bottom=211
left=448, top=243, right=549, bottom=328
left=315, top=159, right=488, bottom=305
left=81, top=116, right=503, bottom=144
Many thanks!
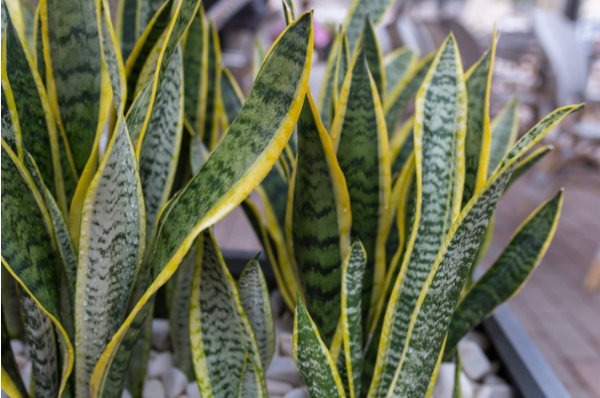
left=214, top=166, right=600, bottom=398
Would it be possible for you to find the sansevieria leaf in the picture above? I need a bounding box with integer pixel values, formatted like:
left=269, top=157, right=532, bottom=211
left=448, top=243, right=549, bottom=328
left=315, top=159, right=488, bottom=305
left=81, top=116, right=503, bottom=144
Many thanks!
left=238, top=356, right=266, bottom=398
left=287, top=93, right=351, bottom=345
left=361, top=18, right=385, bottom=102
left=342, top=0, right=395, bottom=53
left=453, top=354, right=463, bottom=398
left=203, top=22, right=223, bottom=150
left=74, top=116, right=145, bottom=398
left=90, top=13, right=313, bottom=394
left=331, top=44, right=391, bottom=319
left=318, top=30, right=342, bottom=130
left=368, top=34, right=466, bottom=398
left=189, top=230, right=265, bottom=398
left=293, top=299, right=347, bottom=398
left=332, top=31, right=350, bottom=110
left=384, top=48, right=417, bottom=97
left=445, top=191, right=563, bottom=354
left=508, top=145, right=553, bottom=187
left=1, top=140, right=73, bottom=396
left=488, top=98, right=519, bottom=177
left=40, top=0, right=104, bottom=175
left=386, top=103, right=583, bottom=397
left=1, top=76, right=22, bottom=161
left=341, top=241, right=367, bottom=398
left=462, top=33, right=497, bottom=206
left=221, top=66, right=244, bottom=128
left=238, top=256, right=276, bottom=369
left=183, top=4, right=208, bottom=135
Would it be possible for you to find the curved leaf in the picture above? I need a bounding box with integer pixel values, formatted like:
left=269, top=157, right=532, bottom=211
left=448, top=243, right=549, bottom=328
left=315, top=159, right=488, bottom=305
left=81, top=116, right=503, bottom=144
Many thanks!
left=90, top=13, right=313, bottom=394
left=367, top=35, right=467, bottom=398
left=238, top=256, right=276, bottom=370
left=1, top=78, right=22, bottom=158
left=331, top=45, right=391, bottom=319
left=287, top=93, right=351, bottom=344
left=189, top=230, right=265, bottom=398
left=384, top=48, right=417, bottom=97
left=1, top=141, right=73, bottom=396
left=462, top=33, right=497, bottom=206
left=362, top=18, right=385, bottom=102
left=74, top=117, right=145, bottom=397
left=488, top=98, right=519, bottom=177
left=238, top=356, right=266, bottom=398
left=445, top=191, right=563, bottom=354
left=341, top=241, right=367, bottom=398
left=342, top=0, right=395, bottom=53
left=293, top=299, right=347, bottom=398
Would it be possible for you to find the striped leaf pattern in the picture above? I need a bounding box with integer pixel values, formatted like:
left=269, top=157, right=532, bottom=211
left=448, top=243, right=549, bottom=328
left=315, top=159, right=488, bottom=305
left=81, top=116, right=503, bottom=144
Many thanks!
left=318, top=32, right=341, bottom=130
left=362, top=18, right=385, bottom=102
left=238, top=357, right=265, bottom=398
left=41, top=0, right=103, bottom=175
left=333, top=32, right=350, bottom=109
left=387, top=161, right=517, bottom=397
left=238, top=256, right=276, bottom=369
left=202, top=23, right=222, bottom=149
left=508, top=145, right=553, bottom=187
left=183, top=5, right=208, bottom=135
left=368, top=35, right=466, bottom=398
left=4, top=13, right=63, bottom=207
left=1, top=312, right=29, bottom=398
left=462, top=38, right=496, bottom=206
left=384, top=48, right=417, bottom=96
left=1, top=141, right=73, bottom=395
left=1, top=79, right=22, bottom=161
left=90, top=14, right=313, bottom=392
left=445, top=191, right=563, bottom=354
left=341, top=241, right=367, bottom=398
left=189, top=230, right=265, bottom=398
left=138, top=45, right=185, bottom=236
left=288, top=93, right=351, bottom=345
left=342, top=0, right=395, bottom=53
left=20, top=292, right=59, bottom=398
left=488, top=98, right=519, bottom=177
left=331, top=46, right=391, bottom=319
left=74, top=118, right=145, bottom=398
left=293, top=299, right=347, bottom=398
left=384, top=54, right=434, bottom=135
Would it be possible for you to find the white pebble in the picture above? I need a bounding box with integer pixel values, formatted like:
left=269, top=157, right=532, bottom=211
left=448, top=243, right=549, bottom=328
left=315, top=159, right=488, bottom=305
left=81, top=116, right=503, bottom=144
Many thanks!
left=15, top=354, right=28, bottom=370
left=483, top=374, right=507, bottom=386
left=10, top=340, right=24, bottom=355
left=278, top=333, right=293, bottom=357
left=433, top=363, right=473, bottom=398
left=474, top=384, right=513, bottom=398
left=459, top=340, right=493, bottom=381
left=122, top=388, right=132, bottom=398
left=267, top=356, right=302, bottom=386
left=185, top=382, right=201, bottom=398
left=147, top=352, right=173, bottom=379
left=463, top=331, right=490, bottom=351
left=152, top=319, right=171, bottom=351
left=143, top=379, right=166, bottom=398
left=284, top=387, right=310, bottom=398
left=162, top=368, right=188, bottom=398
left=20, top=362, right=32, bottom=394
left=267, top=380, right=293, bottom=396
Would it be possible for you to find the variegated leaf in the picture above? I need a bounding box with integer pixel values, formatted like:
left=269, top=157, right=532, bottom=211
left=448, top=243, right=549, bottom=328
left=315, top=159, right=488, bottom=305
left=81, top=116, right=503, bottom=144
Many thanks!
left=389, top=117, right=414, bottom=178
left=115, top=0, right=137, bottom=59
left=445, top=191, right=563, bottom=355
left=203, top=22, right=223, bottom=150
left=384, top=48, right=417, bottom=96
left=342, top=0, right=395, bottom=53
left=288, top=93, right=351, bottom=344
left=238, top=256, right=276, bottom=370
left=139, top=45, right=185, bottom=237
left=318, top=32, right=341, bottom=130
left=183, top=5, right=209, bottom=135
left=74, top=117, right=145, bottom=398
left=221, top=66, right=244, bottom=127
left=341, top=241, right=367, bottom=398
left=384, top=54, right=434, bottom=135
left=488, top=98, right=519, bottom=177
left=462, top=34, right=497, bottom=206
left=1, top=265, right=25, bottom=340
left=238, top=356, right=266, bottom=398
left=20, top=291, right=59, bottom=398
left=331, top=45, right=391, bottom=319
left=190, top=230, right=265, bottom=398
left=124, top=0, right=174, bottom=112
left=1, top=311, right=29, bottom=398
left=362, top=18, right=385, bottom=102
left=1, top=141, right=73, bottom=396
left=90, top=14, right=313, bottom=393
left=1, top=78, right=22, bottom=158
left=508, top=145, right=553, bottom=187
left=367, top=35, right=467, bottom=398
left=333, top=31, right=350, bottom=110
left=293, top=299, right=347, bottom=398
left=170, top=243, right=199, bottom=379
left=3, top=11, right=65, bottom=210
left=40, top=0, right=104, bottom=175
left=190, top=133, right=210, bottom=174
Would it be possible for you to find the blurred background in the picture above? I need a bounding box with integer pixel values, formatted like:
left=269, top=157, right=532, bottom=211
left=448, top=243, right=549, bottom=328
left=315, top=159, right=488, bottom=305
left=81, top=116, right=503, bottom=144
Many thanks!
left=202, top=0, right=600, bottom=396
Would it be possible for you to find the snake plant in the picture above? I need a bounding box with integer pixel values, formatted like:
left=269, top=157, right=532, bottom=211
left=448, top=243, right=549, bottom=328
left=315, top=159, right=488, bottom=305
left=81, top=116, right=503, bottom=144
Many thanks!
left=0, top=0, right=581, bottom=397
